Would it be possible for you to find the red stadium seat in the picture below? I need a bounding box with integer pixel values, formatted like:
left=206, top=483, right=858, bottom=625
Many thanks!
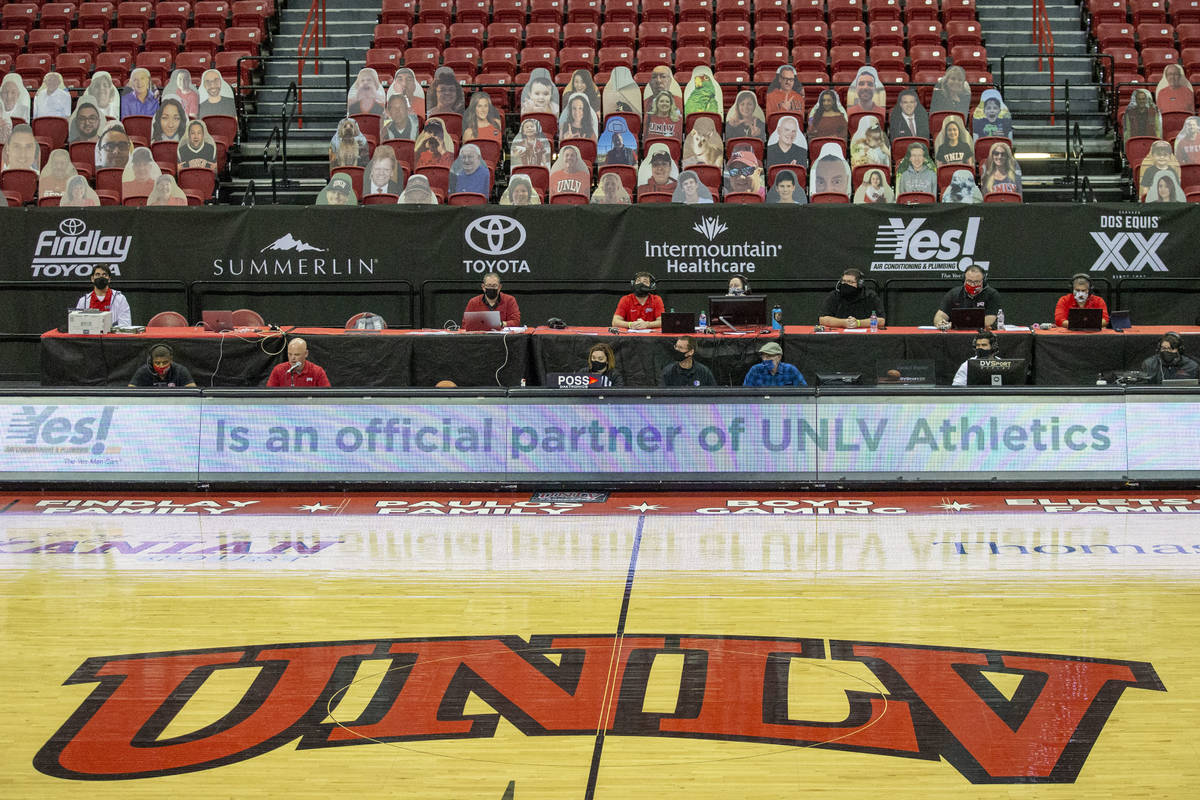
left=1176, top=22, right=1200, bottom=46
left=941, top=0, right=978, bottom=22
left=567, top=0, right=601, bottom=23
left=641, top=0, right=674, bottom=22
left=194, top=0, right=230, bottom=28
left=94, top=52, right=132, bottom=83
left=223, top=26, right=261, bottom=55
left=791, top=21, right=828, bottom=47
left=78, top=2, right=116, bottom=32
left=1173, top=0, right=1200, bottom=25
left=713, top=45, right=748, bottom=71
left=945, top=20, right=984, bottom=48
left=904, top=0, right=939, bottom=22
left=529, top=0, right=563, bottom=23
left=827, top=0, right=863, bottom=24
left=597, top=45, right=633, bottom=72
left=792, top=0, right=824, bottom=20
left=203, top=114, right=237, bottom=149
left=105, top=28, right=144, bottom=60
left=64, top=29, right=104, bottom=63
left=1132, top=0, right=1168, bottom=24
left=481, top=45, right=519, bottom=75
left=907, top=20, right=943, bottom=46
left=40, top=4, right=80, bottom=31
left=374, top=23, right=410, bottom=51
left=456, top=0, right=490, bottom=24
left=524, top=21, right=561, bottom=47
left=55, top=52, right=94, bottom=87
left=865, top=0, right=902, bottom=22
left=637, top=21, right=673, bottom=47
left=558, top=45, right=594, bottom=71
left=896, top=191, right=936, bottom=204
left=175, top=51, right=211, bottom=81
left=635, top=45, right=673, bottom=71
left=185, top=28, right=223, bottom=59
left=116, top=1, right=153, bottom=29
left=1, top=5, right=40, bottom=35
left=680, top=0, right=714, bottom=21
left=869, top=21, right=905, bottom=47
left=147, top=311, right=190, bottom=327
left=598, top=21, right=634, bottom=47
left=830, top=21, right=866, bottom=47
left=983, top=190, right=1021, bottom=203
left=518, top=45, right=558, bottom=72
left=134, top=51, right=173, bottom=85
left=443, top=45, right=480, bottom=78
left=28, top=31, right=67, bottom=58
left=830, top=44, right=866, bottom=73
left=231, top=0, right=270, bottom=30
left=154, top=1, right=191, bottom=30
left=811, top=191, right=850, bottom=203
left=0, top=169, right=39, bottom=206
left=755, top=0, right=788, bottom=22
left=420, top=0, right=453, bottom=25
left=870, top=45, right=906, bottom=72
left=603, top=0, right=637, bottom=23
left=485, top=21, right=522, bottom=49
left=1138, top=23, right=1177, bottom=47
left=910, top=44, right=947, bottom=74
left=410, top=23, right=447, bottom=50
left=32, top=116, right=69, bottom=152
left=791, top=45, right=828, bottom=72
left=950, top=45, right=989, bottom=72
left=381, top=0, right=416, bottom=26
left=1142, top=45, right=1181, bottom=78
left=69, top=141, right=97, bottom=179
left=447, top=23, right=483, bottom=50
left=144, top=27, right=184, bottom=54
left=752, top=20, right=788, bottom=47
left=715, top=0, right=750, bottom=23
left=0, top=31, right=26, bottom=63
left=717, top=20, right=752, bottom=47
left=15, top=54, right=52, bottom=88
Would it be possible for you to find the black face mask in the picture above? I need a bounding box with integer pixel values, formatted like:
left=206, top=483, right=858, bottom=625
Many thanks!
left=673, top=349, right=690, bottom=363
left=634, top=284, right=651, bottom=297
left=975, top=347, right=993, bottom=359
left=483, top=288, right=499, bottom=300
left=1161, top=350, right=1181, bottom=365
left=590, top=360, right=607, bottom=372
left=92, top=277, right=109, bottom=290
left=836, top=282, right=860, bottom=299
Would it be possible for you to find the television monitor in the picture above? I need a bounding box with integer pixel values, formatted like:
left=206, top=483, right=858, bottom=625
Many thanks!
left=875, top=359, right=935, bottom=386
left=660, top=311, right=696, bottom=334
left=949, top=307, right=987, bottom=330
left=708, top=295, right=768, bottom=329
left=967, top=357, right=1028, bottom=386
left=1110, top=309, right=1132, bottom=331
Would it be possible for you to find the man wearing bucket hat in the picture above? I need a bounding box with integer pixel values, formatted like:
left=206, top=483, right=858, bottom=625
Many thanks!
left=742, top=342, right=806, bottom=387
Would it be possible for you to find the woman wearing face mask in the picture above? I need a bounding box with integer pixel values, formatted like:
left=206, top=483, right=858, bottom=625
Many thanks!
left=75, top=266, right=132, bottom=326
left=726, top=275, right=751, bottom=296
left=1140, top=332, right=1200, bottom=383
left=1054, top=274, right=1110, bottom=328
left=579, top=342, right=624, bottom=387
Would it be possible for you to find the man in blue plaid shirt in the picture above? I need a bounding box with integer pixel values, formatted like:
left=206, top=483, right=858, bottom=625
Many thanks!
left=742, top=342, right=807, bottom=387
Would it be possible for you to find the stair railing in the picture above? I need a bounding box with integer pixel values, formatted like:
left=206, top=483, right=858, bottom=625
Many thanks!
left=241, top=179, right=257, bottom=206
left=1033, top=0, right=1057, bottom=123
left=296, top=0, right=328, bottom=124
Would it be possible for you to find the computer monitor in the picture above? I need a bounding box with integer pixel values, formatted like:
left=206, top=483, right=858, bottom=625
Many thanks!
left=1068, top=307, right=1104, bottom=331
left=949, top=307, right=987, bottom=330
left=875, top=359, right=935, bottom=386
left=1110, top=309, right=1132, bottom=331
left=201, top=310, right=234, bottom=332
left=462, top=310, right=502, bottom=331
left=660, top=311, right=696, bottom=334
left=967, top=357, right=1028, bottom=386
left=708, top=295, right=768, bottom=329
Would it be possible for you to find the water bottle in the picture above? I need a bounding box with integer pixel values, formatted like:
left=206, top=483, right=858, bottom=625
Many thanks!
left=996, top=308, right=1005, bottom=329
left=698, top=311, right=707, bottom=331
left=771, top=304, right=782, bottom=330
left=869, top=311, right=878, bottom=332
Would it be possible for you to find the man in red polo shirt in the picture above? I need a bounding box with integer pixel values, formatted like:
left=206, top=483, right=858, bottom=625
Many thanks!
left=612, top=272, right=664, bottom=330
left=267, top=338, right=331, bottom=387
left=463, top=272, right=521, bottom=328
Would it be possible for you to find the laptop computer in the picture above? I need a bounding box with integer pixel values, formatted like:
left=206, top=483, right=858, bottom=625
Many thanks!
left=201, top=310, right=234, bottom=332
left=1068, top=307, right=1104, bottom=330
left=967, top=357, right=1028, bottom=386
left=949, top=307, right=987, bottom=330
left=660, top=311, right=696, bottom=334
left=1110, top=309, right=1132, bottom=331
left=462, top=310, right=502, bottom=331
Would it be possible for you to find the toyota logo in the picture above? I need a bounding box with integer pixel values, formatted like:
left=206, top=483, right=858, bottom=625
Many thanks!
left=465, top=215, right=526, bottom=256
left=59, top=218, right=87, bottom=236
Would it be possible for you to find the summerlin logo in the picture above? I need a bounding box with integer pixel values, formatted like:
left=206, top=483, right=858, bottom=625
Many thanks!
left=871, top=217, right=987, bottom=272
left=212, top=232, right=376, bottom=278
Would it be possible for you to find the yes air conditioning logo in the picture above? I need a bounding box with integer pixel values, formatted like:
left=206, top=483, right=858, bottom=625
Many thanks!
left=4, top=406, right=117, bottom=455
left=870, top=217, right=987, bottom=272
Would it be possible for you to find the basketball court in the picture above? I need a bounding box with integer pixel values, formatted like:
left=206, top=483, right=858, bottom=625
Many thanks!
left=1, top=490, right=1195, bottom=797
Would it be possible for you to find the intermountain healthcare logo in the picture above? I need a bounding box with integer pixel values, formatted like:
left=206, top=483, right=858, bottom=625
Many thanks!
left=3, top=405, right=116, bottom=455
left=212, top=233, right=377, bottom=278
left=646, top=215, right=784, bottom=274
left=34, top=635, right=1161, bottom=783
left=870, top=216, right=988, bottom=273
left=1090, top=214, right=1168, bottom=271
left=30, top=218, right=132, bottom=278
left=463, top=214, right=530, bottom=274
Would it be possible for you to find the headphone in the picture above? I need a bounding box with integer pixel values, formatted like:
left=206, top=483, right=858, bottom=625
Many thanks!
left=631, top=272, right=657, bottom=290
left=146, top=343, right=174, bottom=363
left=1071, top=272, right=1092, bottom=294
left=546, top=317, right=567, bottom=329
left=838, top=268, right=863, bottom=290
left=1162, top=331, right=1184, bottom=353
left=729, top=273, right=750, bottom=293
left=975, top=328, right=998, bottom=355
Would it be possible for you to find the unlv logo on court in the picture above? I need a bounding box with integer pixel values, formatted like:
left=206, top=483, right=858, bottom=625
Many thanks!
left=34, top=635, right=1162, bottom=783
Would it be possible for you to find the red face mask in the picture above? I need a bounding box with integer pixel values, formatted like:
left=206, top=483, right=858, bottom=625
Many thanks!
left=964, top=282, right=982, bottom=297
left=153, top=364, right=169, bottom=377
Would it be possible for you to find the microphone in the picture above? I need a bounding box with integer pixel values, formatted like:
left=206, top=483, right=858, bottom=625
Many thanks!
left=287, top=361, right=303, bottom=374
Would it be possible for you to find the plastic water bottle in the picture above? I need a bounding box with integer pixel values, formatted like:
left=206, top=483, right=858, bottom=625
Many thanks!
left=869, top=311, right=878, bottom=332
left=996, top=308, right=1005, bottom=329
left=771, top=304, right=783, bottom=330
left=698, top=311, right=708, bottom=331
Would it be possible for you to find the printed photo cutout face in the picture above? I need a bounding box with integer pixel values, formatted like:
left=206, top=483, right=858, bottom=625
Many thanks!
left=850, top=115, right=890, bottom=167
left=34, top=72, right=72, bottom=119
left=463, top=91, right=503, bottom=143
left=766, top=115, right=808, bottom=169
left=1174, top=115, right=1200, bottom=163
left=122, top=145, right=162, bottom=195
left=559, top=91, right=599, bottom=142
left=971, top=88, right=1014, bottom=141
left=68, top=101, right=104, bottom=143
left=1138, top=138, right=1179, bottom=194
left=1146, top=169, right=1186, bottom=202
left=643, top=65, right=682, bottom=115
left=725, top=90, right=766, bottom=141
left=365, top=145, right=403, bottom=195
left=163, top=68, right=200, bottom=118
left=590, top=170, right=631, bottom=204
left=764, top=64, right=805, bottom=116
left=1, top=72, right=31, bottom=121
left=562, top=69, right=601, bottom=116
left=889, top=87, right=930, bottom=139
left=807, top=88, right=848, bottom=140
left=381, top=91, right=419, bottom=141
left=509, top=116, right=552, bottom=168
left=94, top=121, right=131, bottom=169
left=846, top=65, right=886, bottom=113
left=177, top=119, right=217, bottom=170
left=152, top=97, right=188, bottom=143
left=933, top=115, right=974, bottom=167
left=603, top=66, right=642, bottom=120
left=1124, top=88, right=1162, bottom=141
left=316, top=172, right=357, bottom=205
left=765, top=168, right=806, bottom=203
left=548, top=143, right=590, bottom=197
left=389, top=68, right=426, bottom=119
left=38, top=148, right=78, bottom=198
left=643, top=88, right=684, bottom=141
left=329, top=117, right=370, bottom=172
left=449, top=142, right=492, bottom=196
left=683, top=66, right=722, bottom=117
left=61, top=174, right=100, bottom=206
left=500, top=173, right=542, bottom=205
left=597, top=116, right=638, bottom=166
left=146, top=173, right=189, bottom=205
left=682, top=115, right=724, bottom=167
left=930, top=65, right=971, bottom=116
left=122, top=67, right=158, bottom=118
left=413, top=118, right=456, bottom=168
left=348, top=67, right=386, bottom=116
left=895, top=140, right=936, bottom=195
left=521, top=68, right=560, bottom=116
left=853, top=166, right=895, bottom=203
left=1156, top=63, right=1195, bottom=114
left=197, top=69, right=236, bottom=118
left=399, top=172, right=437, bottom=204
left=941, top=168, right=983, bottom=203
left=428, top=67, right=465, bottom=116
left=672, top=168, right=714, bottom=203
left=982, top=140, right=1023, bottom=197
left=0, top=105, right=10, bottom=146
left=81, top=71, right=119, bottom=119
left=637, top=142, right=679, bottom=190
left=723, top=145, right=764, bottom=196
left=809, top=141, right=851, bottom=197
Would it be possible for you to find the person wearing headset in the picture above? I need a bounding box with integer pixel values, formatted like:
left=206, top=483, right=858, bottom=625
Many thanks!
left=1055, top=273, right=1109, bottom=328
left=612, top=271, right=664, bottom=330
left=128, top=344, right=197, bottom=387
left=934, top=264, right=1001, bottom=330
left=818, top=267, right=884, bottom=329
left=1140, top=332, right=1199, bottom=383
left=952, top=328, right=999, bottom=386
left=726, top=274, right=751, bottom=295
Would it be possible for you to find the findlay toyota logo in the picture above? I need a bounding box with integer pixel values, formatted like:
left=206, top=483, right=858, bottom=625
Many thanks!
left=212, top=233, right=376, bottom=278
left=463, top=214, right=529, bottom=274
left=1090, top=214, right=1168, bottom=272
left=647, top=214, right=783, bottom=275
left=870, top=216, right=988, bottom=273
left=30, top=218, right=132, bottom=278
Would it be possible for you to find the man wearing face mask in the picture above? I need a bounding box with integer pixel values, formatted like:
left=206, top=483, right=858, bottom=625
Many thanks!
left=578, top=342, right=624, bottom=386
left=952, top=329, right=999, bottom=386
left=660, top=336, right=716, bottom=387
left=1140, top=332, right=1199, bottom=383
left=1054, top=274, right=1109, bottom=328
left=934, top=265, right=1000, bottom=330
left=818, top=268, right=884, bottom=329
left=128, top=344, right=197, bottom=387
left=612, top=272, right=663, bottom=330
left=463, top=272, right=521, bottom=327
left=76, top=266, right=132, bottom=327
left=743, top=341, right=806, bottom=387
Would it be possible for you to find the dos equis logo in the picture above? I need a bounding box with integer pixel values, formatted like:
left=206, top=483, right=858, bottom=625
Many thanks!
left=35, top=634, right=1162, bottom=783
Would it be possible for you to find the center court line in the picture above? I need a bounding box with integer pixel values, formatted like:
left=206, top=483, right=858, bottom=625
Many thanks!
left=584, top=515, right=645, bottom=799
